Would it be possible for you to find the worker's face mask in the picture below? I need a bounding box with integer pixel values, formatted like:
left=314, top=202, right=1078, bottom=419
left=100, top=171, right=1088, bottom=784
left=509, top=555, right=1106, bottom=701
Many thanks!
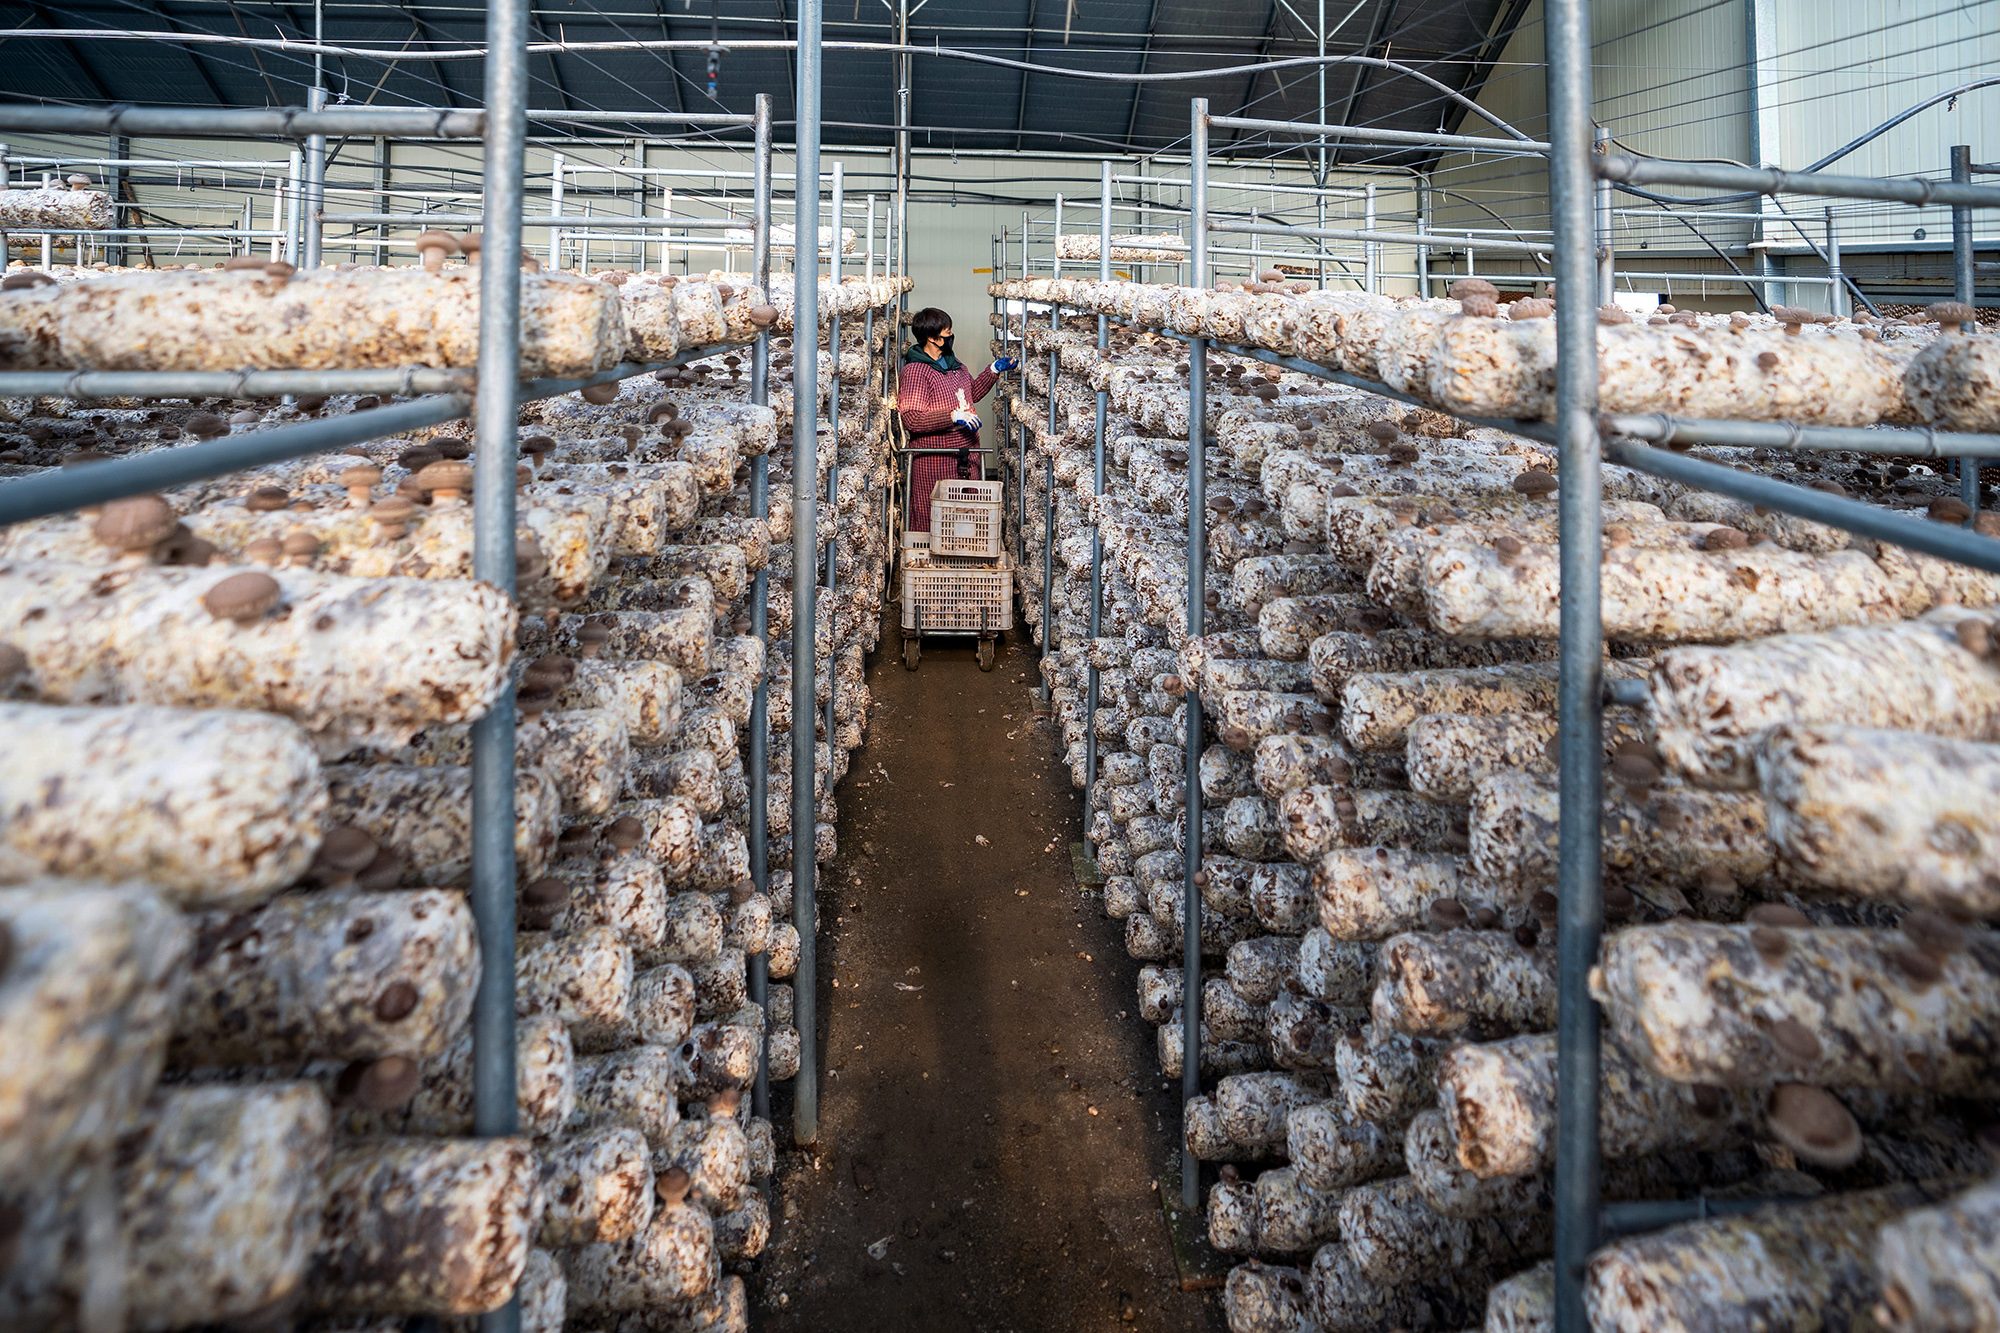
left=938, top=333, right=955, bottom=357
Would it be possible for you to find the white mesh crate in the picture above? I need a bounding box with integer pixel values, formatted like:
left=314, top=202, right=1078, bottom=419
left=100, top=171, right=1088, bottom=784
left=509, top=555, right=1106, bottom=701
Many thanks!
left=930, top=480, right=1003, bottom=558
left=901, top=559, right=1014, bottom=633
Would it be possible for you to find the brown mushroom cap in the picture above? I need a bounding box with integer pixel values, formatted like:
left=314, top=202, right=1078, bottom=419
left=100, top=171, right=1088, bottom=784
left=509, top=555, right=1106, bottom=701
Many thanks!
left=245, top=485, right=291, bottom=512
left=1927, top=496, right=1973, bottom=524
left=576, top=621, right=613, bottom=645
left=313, top=825, right=381, bottom=879
left=341, top=463, right=384, bottom=489
left=1, top=271, right=58, bottom=291
left=749, top=303, right=779, bottom=327
left=522, top=655, right=577, bottom=690
left=281, top=530, right=321, bottom=559
left=521, top=434, right=556, bottom=457
left=1765, top=1083, right=1862, bottom=1167
left=1926, top=301, right=1978, bottom=331
left=519, top=877, right=570, bottom=929
left=431, top=436, right=473, bottom=460
left=202, top=570, right=283, bottom=623
left=606, top=816, right=645, bottom=850
left=184, top=412, right=228, bottom=440
left=1703, top=526, right=1750, bottom=551
left=1511, top=469, right=1558, bottom=497
left=221, top=255, right=268, bottom=272
left=0, top=643, right=26, bottom=682
left=656, top=1166, right=692, bottom=1206
left=92, top=494, right=178, bottom=551
left=1448, top=278, right=1499, bottom=302
left=579, top=381, right=621, bottom=406
left=66, top=174, right=92, bottom=191
left=337, top=1054, right=423, bottom=1111
left=1596, top=304, right=1633, bottom=326
left=1427, top=898, right=1470, bottom=930
left=244, top=535, right=283, bottom=565
left=369, top=495, right=417, bottom=524
left=1745, top=903, right=1812, bottom=928
left=414, top=229, right=460, bottom=260
left=416, top=459, right=475, bottom=494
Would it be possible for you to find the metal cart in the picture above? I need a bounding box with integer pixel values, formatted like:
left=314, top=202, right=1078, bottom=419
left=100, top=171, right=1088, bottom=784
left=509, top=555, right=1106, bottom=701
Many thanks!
left=895, top=444, right=1014, bottom=672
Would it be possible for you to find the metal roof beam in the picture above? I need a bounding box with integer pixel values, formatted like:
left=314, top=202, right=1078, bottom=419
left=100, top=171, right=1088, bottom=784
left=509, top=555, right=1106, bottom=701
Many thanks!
left=1121, top=0, right=1164, bottom=147
left=1013, top=0, right=1040, bottom=153
left=1331, top=0, right=1399, bottom=164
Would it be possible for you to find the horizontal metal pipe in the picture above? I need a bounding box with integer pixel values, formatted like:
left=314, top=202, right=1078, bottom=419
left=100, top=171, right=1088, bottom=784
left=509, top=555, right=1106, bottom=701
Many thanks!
left=1109, top=174, right=1370, bottom=199
left=0, top=344, right=746, bottom=526
left=1604, top=437, right=2000, bottom=573
left=1599, top=155, right=2000, bottom=209
left=0, top=395, right=468, bottom=525
left=1174, top=335, right=2000, bottom=468
left=1215, top=219, right=1553, bottom=254
left=0, top=368, right=473, bottom=398
left=1599, top=1196, right=1810, bottom=1239
left=525, top=110, right=754, bottom=125
left=0, top=228, right=284, bottom=240
left=1603, top=413, right=2000, bottom=459
left=0, top=105, right=485, bottom=139
left=322, top=212, right=751, bottom=229
left=1603, top=678, right=1650, bottom=707
left=1208, top=114, right=1551, bottom=155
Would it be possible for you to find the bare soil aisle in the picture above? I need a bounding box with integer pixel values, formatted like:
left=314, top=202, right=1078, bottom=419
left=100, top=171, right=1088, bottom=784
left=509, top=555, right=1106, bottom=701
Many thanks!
left=759, top=621, right=1222, bottom=1333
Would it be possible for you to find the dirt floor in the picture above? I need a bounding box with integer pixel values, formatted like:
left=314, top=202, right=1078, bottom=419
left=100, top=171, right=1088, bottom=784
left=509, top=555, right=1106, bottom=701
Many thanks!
left=755, top=619, right=1224, bottom=1333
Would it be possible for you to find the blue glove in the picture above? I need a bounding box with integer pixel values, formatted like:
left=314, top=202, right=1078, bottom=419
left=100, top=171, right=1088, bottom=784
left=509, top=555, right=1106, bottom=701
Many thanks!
left=991, top=356, right=1019, bottom=373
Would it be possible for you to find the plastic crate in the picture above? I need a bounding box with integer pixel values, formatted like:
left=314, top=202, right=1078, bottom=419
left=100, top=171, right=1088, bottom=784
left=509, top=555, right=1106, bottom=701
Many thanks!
left=929, top=480, right=1004, bottom=558
left=935, top=480, right=1002, bottom=506
left=901, top=560, right=1014, bottom=633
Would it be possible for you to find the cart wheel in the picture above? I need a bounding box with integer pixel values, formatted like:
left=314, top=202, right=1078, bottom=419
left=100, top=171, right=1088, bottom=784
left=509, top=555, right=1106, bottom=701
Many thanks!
left=904, top=637, right=921, bottom=671
left=977, top=638, right=996, bottom=672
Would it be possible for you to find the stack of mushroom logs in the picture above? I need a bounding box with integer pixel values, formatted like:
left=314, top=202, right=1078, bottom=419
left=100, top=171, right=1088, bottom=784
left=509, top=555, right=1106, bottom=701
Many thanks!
left=993, top=272, right=2000, bottom=1333
left=0, top=256, right=903, bottom=1330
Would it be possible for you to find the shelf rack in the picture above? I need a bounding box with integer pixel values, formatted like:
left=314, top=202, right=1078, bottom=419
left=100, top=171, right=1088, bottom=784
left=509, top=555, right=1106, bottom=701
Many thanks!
left=0, top=59, right=804, bottom=1328
left=1148, top=28, right=2000, bottom=1328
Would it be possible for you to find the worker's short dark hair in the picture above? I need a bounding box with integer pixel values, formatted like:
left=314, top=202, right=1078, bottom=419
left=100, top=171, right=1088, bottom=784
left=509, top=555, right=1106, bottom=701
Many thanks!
left=911, top=306, right=952, bottom=343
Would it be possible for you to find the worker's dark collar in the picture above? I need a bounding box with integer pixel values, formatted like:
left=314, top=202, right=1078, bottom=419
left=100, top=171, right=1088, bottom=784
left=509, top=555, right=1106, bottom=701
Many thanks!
left=903, top=343, right=961, bottom=373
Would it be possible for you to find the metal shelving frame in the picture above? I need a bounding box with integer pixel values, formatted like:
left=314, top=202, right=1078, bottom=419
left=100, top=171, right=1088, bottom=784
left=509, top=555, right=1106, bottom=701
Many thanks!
left=0, top=48, right=794, bottom=1328
left=1170, top=18, right=2000, bottom=1311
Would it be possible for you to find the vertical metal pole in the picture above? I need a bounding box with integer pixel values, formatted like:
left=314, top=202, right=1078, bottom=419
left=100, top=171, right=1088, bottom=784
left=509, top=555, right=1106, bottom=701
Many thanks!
left=791, top=0, right=823, bottom=1149
left=549, top=154, right=565, bottom=270
left=747, top=94, right=775, bottom=1126
left=107, top=135, right=127, bottom=268
left=472, top=0, right=528, bottom=1323
left=1363, top=183, right=1377, bottom=293
left=826, top=163, right=843, bottom=753
left=895, top=0, right=911, bottom=299
left=1954, top=147, right=1980, bottom=518
left=1182, top=97, right=1210, bottom=1213
left=1548, top=0, right=1603, bottom=1327
left=1085, top=159, right=1110, bottom=834
left=1824, top=207, right=1846, bottom=320
left=1952, top=146, right=1976, bottom=306
left=1595, top=126, right=1615, bottom=306
left=1316, top=0, right=1327, bottom=289
left=1018, top=422, right=1029, bottom=570
left=1416, top=174, right=1430, bottom=298
left=302, top=87, right=327, bottom=270
left=1040, top=452, right=1054, bottom=660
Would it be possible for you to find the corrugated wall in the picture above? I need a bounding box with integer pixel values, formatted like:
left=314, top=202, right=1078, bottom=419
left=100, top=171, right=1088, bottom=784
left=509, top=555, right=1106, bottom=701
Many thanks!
left=1431, top=0, right=1997, bottom=308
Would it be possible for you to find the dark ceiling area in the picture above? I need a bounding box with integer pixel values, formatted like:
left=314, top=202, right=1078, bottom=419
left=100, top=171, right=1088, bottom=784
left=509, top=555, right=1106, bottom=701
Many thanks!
left=0, top=0, right=1528, bottom=165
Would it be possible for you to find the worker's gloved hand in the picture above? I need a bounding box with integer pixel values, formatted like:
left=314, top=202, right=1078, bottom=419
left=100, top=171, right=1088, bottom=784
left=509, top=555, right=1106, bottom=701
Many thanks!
left=951, top=408, right=982, bottom=431
left=991, top=356, right=1019, bottom=373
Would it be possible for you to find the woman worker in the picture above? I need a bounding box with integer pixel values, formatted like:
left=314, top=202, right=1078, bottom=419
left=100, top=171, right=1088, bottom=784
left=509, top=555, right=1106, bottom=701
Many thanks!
left=898, top=306, right=1016, bottom=532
